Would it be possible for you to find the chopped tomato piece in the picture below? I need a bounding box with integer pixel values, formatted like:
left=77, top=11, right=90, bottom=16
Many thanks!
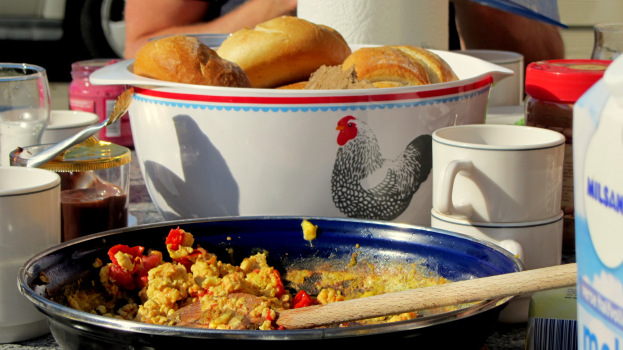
left=141, top=252, right=163, bottom=271
left=135, top=252, right=163, bottom=289
left=273, top=270, right=285, bottom=298
left=293, top=290, right=313, bottom=308
left=173, top=250, right=202, bottom=272
left=165, top=227, right=185, bottom=250
left=107, top=244, right=145, bottom=265
left=174, top=257, right=194, bottom=272
left=109, top=264, right=135, bottom=290
left=106, top=245, right=162, bottom=290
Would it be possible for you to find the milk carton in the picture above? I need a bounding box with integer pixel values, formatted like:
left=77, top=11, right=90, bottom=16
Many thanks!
left=574, top=55, right=623, bottom=350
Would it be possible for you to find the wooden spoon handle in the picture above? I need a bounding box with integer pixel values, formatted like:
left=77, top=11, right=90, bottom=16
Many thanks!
left=277, top=263, right=577, bottom=329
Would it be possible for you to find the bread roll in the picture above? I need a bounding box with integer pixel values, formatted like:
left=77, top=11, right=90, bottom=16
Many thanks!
left=217, top=16, right=352, bottom=88
left=133, top=35, right=252, bottom=87
left=342, top=45, right=458, bottom=88
left=394, top=45, right=459, bottom=84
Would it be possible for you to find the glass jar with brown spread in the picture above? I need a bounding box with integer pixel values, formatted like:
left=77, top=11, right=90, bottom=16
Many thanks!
left=10, top=138, right=131, bottom=241
left=525, top=59, right=611, bottom=252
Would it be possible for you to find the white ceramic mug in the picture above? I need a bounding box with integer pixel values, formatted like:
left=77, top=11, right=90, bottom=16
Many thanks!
left=431, top=209, right=563, bottom=270
left=431, top=208, right=563, bottom=323
left=457, top=50, right=524, bottom=106
left=432, top=124, right=565, bottom=223
left=0, top=166, right=60, bottom=343
left=41, top=110, right=99, bottom=144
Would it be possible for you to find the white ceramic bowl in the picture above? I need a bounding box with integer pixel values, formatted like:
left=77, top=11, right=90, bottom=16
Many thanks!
left=41, top=110, right=99, bottom=144
left=91, top=48, right=512, bottom=225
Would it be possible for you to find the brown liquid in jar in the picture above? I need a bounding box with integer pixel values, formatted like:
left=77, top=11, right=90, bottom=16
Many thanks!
left=60, top=177, right=128, bottom=241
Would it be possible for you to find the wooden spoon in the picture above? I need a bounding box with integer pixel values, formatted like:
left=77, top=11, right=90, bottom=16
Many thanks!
left=172, top=263, right=576, bottom=330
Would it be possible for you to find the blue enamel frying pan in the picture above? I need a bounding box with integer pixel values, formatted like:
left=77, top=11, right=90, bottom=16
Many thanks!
left=19, top=216, right=522, bottom=349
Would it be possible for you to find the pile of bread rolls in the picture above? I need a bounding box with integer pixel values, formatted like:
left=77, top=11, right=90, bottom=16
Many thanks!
left=133, top=16, right=458, bottom=89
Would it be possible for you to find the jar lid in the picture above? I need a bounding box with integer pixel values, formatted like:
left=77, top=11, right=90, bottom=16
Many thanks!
left=32, top=138, right=130, bottom=172
left=525, top=59, right=612, bottom=103
left=71, top=59, right=120, bottom=76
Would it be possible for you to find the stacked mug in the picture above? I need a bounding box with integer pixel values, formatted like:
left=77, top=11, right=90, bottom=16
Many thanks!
left=430, top=124, right=565, bottom=323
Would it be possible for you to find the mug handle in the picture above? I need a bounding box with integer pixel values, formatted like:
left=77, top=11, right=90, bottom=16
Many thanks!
left=436, top=160, right=474, bottom=217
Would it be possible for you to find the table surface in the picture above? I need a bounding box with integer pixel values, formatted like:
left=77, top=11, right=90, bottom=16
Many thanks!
left=0, top=151, right=567, bottom=350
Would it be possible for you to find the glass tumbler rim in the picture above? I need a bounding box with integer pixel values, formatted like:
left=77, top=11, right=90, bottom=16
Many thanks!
left=594, top=22, right=623, bottom=31
left=0, top=63, right=47, bottom=82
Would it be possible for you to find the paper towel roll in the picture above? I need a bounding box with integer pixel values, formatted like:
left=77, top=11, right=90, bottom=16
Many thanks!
left=297, top=0, right=449, bottom=49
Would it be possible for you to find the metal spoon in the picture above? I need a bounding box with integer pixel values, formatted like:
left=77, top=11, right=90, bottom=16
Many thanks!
left=26, top=88, right=134, bottom=168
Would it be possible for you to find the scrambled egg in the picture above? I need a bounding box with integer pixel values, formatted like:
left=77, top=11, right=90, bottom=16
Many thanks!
left=301, top=219, right=317, bottom=245
left=285, top=262, right=453, bottom=325
left=61, top=223, right=454, bottom=330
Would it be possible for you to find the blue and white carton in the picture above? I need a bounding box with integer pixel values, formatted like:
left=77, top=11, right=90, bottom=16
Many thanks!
left=574, top=55, right=623, bottom=350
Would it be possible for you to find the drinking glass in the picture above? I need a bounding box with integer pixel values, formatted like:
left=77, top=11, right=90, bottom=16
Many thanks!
left=0, top=63, right=50, bottom=166
left=592, top=23, right=623, bottom=60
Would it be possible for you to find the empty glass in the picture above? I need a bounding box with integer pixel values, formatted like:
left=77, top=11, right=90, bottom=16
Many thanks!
left=0, top=63, right=50, bottom=166
left=592, top=23, right=623, bottom=60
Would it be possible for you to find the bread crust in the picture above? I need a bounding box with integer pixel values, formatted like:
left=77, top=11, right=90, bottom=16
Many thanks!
left=394, top=45, right=459, bottom=84
left=216, top=16, right=352, bottom=88
left=342, top=46, right=430, bottom=87
left=133, top=35, right=252, bottom=87
left=342, top=45, right=458, bottom=87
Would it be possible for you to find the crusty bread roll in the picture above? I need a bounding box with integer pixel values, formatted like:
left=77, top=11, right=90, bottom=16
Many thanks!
left=394, top=45, right=459, bottom=84
left=217, top=16, right=352, bottom=88
left=133, top=35, right=252, bottom=87
left=342, top=45, right=459, bottom=88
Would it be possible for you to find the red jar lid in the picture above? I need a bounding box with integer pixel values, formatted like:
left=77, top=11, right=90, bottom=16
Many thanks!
left=525, top=59, right=611, bottom=103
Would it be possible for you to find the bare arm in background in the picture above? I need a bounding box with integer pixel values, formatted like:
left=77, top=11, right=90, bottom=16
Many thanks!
left=124, top=0, right=297, bottom=58
left=452, top=0, right=565, bottom=66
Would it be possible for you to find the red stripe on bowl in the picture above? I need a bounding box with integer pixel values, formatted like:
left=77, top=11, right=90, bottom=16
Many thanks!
left=133, top=76, right=493, bottom=104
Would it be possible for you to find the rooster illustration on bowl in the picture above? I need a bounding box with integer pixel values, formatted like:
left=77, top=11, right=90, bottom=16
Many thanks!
left=331, top=115, right=433, bottom=220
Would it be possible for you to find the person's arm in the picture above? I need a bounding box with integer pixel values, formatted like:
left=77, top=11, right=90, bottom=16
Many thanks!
left=124, top=0, right=297, bottom=59
left=452, top=0, right=564, bottom=66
